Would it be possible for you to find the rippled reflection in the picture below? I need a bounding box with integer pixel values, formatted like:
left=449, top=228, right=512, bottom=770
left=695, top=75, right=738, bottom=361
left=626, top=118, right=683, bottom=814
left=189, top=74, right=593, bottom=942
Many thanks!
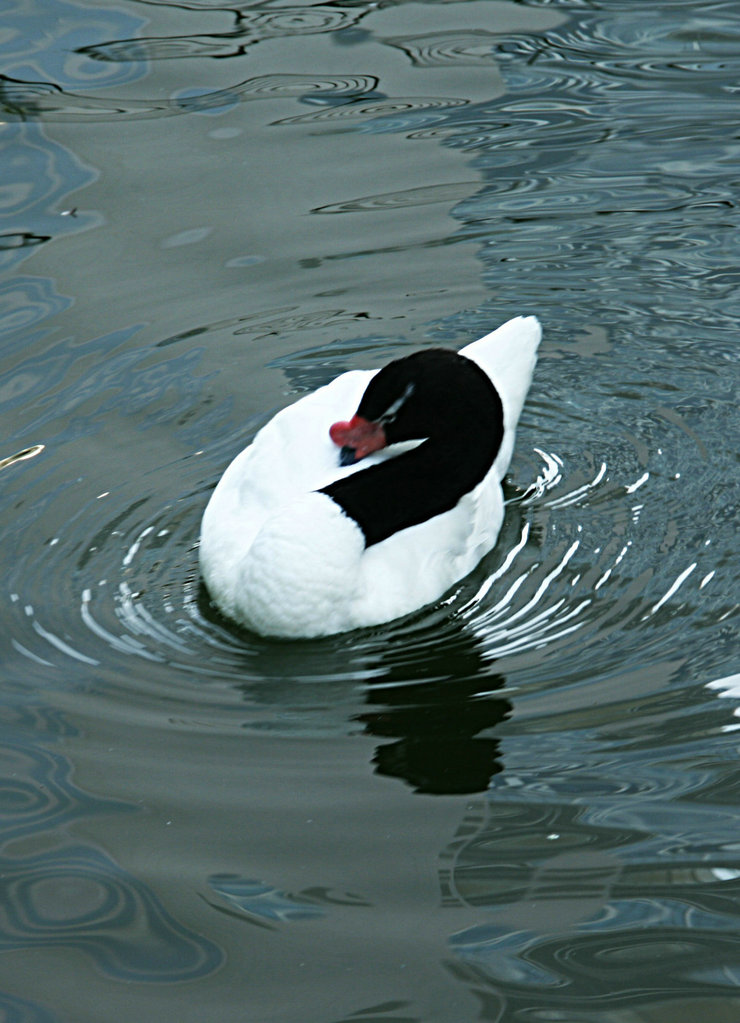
left=82, top=6, right=363, bottom=63
left=0, top=992, right=60, bottom=1023
left=207, top=875, right=330, bottom=926
left=274, top=95, right=467, bottom=129
left=0, top=0, right=146, bottom=90
left=437, top=690, right=740, bottom=1012
left=385, top=29, right=514, bottom=68
left=0, top=125, right=97, bottom=271
left=707, top=674, right=740, bottom=732
left=0, top=716, right=222, bottom=982
left=357, top=634, right=511, bottom=794
left=0, top=845, right=222, bottom=980
left=1, top=72, right=385, bottom=122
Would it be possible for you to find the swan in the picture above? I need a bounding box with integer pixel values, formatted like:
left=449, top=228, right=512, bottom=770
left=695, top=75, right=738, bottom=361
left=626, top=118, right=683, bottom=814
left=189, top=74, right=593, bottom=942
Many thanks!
left=199, top=315, right=541, bottom=638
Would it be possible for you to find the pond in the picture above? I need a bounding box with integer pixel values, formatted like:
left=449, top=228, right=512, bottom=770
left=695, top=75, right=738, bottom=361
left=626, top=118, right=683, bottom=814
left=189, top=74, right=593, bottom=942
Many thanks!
left=1, top=0, right=739, bottom=1020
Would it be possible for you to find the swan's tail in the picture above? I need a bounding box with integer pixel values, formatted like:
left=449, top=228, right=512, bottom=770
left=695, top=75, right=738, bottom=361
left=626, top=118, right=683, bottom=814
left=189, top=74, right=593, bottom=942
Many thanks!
left=460, top=315, right=541, bottom=478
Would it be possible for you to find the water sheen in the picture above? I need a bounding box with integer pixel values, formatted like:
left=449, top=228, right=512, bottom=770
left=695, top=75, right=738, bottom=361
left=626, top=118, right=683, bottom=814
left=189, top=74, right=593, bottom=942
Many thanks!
left=1, top=0, right=739, bottom=1020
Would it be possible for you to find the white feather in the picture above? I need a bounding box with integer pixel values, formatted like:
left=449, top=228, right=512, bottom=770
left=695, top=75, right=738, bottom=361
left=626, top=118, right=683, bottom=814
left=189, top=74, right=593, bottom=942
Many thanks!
left=199, top=315, right=541, bottom=637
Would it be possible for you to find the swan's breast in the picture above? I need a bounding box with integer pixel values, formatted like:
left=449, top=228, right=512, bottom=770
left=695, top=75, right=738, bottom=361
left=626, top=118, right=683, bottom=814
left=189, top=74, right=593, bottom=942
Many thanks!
left=234, top=493, right=365, bottom=638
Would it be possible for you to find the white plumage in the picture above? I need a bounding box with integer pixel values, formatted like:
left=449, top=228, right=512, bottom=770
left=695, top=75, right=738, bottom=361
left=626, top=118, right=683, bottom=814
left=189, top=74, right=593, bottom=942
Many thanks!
left=199, top=315, right=541, bottom=637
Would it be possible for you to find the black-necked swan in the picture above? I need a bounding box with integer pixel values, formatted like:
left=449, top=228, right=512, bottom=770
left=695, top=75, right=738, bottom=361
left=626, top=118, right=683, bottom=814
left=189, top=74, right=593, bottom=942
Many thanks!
left=199, top=315, right=541, bottom=638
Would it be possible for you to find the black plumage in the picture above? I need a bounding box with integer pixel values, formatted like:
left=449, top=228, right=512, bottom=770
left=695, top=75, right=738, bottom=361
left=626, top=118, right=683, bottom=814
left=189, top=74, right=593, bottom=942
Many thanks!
left=321, top=349, right=504, bottom=547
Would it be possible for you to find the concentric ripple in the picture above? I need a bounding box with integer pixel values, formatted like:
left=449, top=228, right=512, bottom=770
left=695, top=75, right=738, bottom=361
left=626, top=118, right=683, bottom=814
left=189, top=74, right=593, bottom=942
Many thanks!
left=384, top=30, right=507, bottom=68
left=80, top=7, right=364, bottom=62
left=2, top=73, right=381, bottom=123
left=6, top=355, right=733, bottom=745
left=273, top=95, right=468, bottom=129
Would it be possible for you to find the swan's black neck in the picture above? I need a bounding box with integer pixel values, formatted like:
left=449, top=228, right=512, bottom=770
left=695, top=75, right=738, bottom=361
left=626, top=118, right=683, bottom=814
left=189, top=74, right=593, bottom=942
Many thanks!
left=320, top=350, right=504, bottom=547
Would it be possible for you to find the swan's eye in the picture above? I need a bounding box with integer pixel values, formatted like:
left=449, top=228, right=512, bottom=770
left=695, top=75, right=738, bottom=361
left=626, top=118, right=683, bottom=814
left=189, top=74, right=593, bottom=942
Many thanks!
left=378, top=382, right=415, bottom=425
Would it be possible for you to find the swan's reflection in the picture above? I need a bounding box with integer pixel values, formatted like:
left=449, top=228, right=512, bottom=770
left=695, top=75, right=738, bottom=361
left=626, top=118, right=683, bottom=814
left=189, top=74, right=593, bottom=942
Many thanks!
left=359, top=630, right=510, bottom=794
left=208, top=584, right=512, bottom=795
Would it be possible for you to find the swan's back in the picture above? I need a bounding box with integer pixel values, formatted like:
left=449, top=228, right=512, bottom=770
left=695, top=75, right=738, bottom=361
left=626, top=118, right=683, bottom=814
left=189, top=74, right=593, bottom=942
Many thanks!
left=460, top=315, right=541, bottom=479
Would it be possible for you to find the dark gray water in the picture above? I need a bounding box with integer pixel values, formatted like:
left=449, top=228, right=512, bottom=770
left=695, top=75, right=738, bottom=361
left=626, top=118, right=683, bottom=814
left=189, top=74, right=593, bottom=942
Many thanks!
left=1, top=0, right=739, bottom=1020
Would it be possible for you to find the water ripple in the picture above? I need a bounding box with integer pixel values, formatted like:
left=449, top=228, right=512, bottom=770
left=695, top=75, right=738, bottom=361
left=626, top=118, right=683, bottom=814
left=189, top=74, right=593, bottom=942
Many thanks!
left=2, top=0, right=740, bottom=1014
left=0, top=0, right=146, bottom=90
left=0, top=992, right=59, bottom=1023
left=1, top=73, right=379, bottom=122
left=0, top=845, right=222, bottom=981
left=313, top=181, right=480, bottom=215
left=441, top=752, right=740, bottom=1011
left=273, top=95, right=467, bottom=128
left=2, top=299, right=734, bottom=747
left=6, top=403, right=730, bottom=746
left=81, top=7, right=363, bottom=62
left=384, top=30, right=506, bottom=68
left=0, top=722, right=222, bottom=982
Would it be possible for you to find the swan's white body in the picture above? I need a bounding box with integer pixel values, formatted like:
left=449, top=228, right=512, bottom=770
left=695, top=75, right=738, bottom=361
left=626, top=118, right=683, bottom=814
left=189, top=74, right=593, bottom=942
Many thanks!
left=199, top=315, right=541, bottom=637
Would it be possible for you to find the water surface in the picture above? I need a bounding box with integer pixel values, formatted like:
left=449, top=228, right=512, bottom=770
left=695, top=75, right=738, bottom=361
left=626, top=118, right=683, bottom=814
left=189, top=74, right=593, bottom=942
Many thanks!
left=1, top=0, right=739, bottom=1020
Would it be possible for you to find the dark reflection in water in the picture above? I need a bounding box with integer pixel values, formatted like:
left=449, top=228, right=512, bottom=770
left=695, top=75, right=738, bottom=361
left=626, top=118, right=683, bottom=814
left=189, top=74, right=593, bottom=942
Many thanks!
left=359, top=641, right=510, bottom=795
left=199, top=575, right=512, bottom=792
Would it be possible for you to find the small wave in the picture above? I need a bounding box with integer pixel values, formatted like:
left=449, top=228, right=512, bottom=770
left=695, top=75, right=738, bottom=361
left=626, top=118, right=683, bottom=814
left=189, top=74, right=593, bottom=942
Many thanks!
left=80, top=7, right=363, bottom=62
left=273, top=95, right=467, bottom=127
left=1, top=73, right=379, bottom=123
left=313, top=181, right=479, bottom=215
left=0, top=444, right=45, bottom=473
left=384, top=30, right=503, bottom=68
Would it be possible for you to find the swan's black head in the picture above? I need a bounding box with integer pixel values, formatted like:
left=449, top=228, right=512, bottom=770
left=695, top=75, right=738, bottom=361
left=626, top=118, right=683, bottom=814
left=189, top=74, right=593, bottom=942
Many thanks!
left=323, top=348, right=506, bottom=546
left=330, top=349, right=503, bottom=465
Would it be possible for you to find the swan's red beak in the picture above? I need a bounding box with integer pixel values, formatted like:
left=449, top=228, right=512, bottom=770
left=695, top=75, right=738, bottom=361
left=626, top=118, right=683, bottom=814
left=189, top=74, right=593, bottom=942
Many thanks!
left=330, top=415, right=387, bottom=465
